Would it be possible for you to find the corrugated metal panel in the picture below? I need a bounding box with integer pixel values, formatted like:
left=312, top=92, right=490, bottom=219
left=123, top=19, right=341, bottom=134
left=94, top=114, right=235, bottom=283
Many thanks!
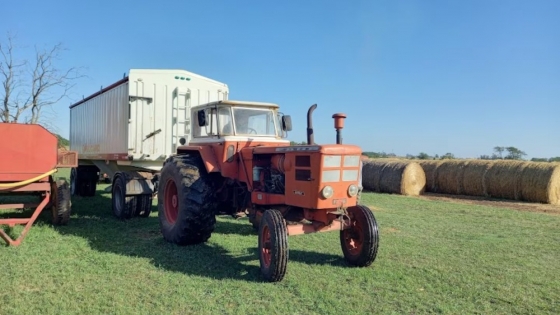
left=70, top=69, right=229, bottom=164
left=70, top=82, right=129, bottom=158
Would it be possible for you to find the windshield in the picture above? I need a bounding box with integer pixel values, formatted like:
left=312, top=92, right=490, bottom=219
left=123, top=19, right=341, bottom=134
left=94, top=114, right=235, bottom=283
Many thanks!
left=232, top=107, right=278, bottom=136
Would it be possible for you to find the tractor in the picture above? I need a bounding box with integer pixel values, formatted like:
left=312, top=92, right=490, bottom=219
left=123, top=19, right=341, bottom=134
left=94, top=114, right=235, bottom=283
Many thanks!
left=157, top=101, right=379, bottom=282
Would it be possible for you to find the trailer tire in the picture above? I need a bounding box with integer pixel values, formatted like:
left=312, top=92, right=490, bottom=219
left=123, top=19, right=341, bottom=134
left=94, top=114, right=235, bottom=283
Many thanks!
left=135, top=194, right=153, bottom=217
left=70, top=168, right=80, bottom=196
left=158, top=155, right=217, bottom=245
left=258, top=209, right=288, bottom=282
left=111, top=174, right=135, bottom=220
left=52, top=179, right=71, bottom=225
left=340, top=205, right=379, bottom=267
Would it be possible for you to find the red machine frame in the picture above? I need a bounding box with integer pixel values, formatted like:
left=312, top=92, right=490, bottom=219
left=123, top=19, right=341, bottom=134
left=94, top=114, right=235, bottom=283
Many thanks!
left=0, top=135, right=78, bottom=246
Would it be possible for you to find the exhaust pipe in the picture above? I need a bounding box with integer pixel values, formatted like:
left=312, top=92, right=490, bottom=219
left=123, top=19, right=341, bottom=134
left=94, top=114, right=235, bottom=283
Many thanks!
left=307, top=104, right=317, bottom=145
left=332, top=113, right=347, bottom=144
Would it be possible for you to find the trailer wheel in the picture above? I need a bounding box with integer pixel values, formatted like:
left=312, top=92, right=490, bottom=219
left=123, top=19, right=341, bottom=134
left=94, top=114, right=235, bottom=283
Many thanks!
left=135, top=194, right=153, bottom=217
left=340, top=205, right=379, bottom=267
left=158, top=155, right=217, bottom=245
left=111, top=174, right=135, bottom=220
left=51, top=179, right=71, bottom=225
left=82, top=179, right=97, bottom=197
left=258, top=209, right=288, bottom=282
left=70, top=168, right=80, bottom=196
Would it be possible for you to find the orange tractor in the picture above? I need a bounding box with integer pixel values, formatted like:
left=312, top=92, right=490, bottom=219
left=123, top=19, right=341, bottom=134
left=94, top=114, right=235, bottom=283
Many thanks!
left=158, top=102, right=379, bottom=282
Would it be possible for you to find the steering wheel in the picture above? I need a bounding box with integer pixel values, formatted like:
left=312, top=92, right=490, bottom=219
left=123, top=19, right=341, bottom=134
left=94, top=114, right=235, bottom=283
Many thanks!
left=248, top=128, right=257, bottom=134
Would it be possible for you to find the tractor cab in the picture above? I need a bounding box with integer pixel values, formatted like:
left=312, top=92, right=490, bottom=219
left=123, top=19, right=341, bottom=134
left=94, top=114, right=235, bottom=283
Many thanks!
left=189, top=100, right=292, bottom=145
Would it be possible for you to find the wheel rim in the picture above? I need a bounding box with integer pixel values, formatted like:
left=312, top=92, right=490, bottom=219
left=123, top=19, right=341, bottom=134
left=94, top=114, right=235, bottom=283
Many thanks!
left=260, top=225, right=272, bottom=267
left=342, top=220, right=364, bottom=256
left=164, top=179, right=178, bottom=224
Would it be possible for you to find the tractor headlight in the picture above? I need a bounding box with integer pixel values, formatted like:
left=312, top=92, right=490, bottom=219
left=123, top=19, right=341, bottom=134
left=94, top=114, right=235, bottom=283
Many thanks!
left=321, top=185, right=334, bottom=199
left=348, top=184, right=359, bottom=197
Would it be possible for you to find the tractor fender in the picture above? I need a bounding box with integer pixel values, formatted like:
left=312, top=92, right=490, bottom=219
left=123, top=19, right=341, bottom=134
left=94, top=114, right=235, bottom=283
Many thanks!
left=176, top=145, right=221, bottom=173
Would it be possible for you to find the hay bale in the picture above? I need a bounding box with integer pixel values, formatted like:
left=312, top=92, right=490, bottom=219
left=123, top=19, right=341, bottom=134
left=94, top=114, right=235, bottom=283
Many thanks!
left=461, top=160, right=493, bottom=196
left=485, top=160, right=531, bottom=201
left=416, top=160, right=444, bottom=192
left=362, top=159, right=426, bottom=196
left=433, top=160, right=470, bottom=195
left=519, top=162, right=560, bottom=204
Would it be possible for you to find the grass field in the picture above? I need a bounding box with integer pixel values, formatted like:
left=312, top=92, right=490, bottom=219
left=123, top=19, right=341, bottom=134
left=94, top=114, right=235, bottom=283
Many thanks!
left=1, top=169, right=559, bottom=314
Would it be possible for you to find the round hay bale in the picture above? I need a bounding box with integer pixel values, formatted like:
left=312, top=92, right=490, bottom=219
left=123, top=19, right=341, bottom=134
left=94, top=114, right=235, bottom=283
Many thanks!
left=361, top=160, right=384, bottom=193
left=416, top=160, right=444, bottom=192
left=362, top=159, right=426, bottom=196
left=485, top=160, right=531, bottom=201
left=461, top=160, right=493, bottom=196
left=433, top=160, right=470, bottom=195
left=519, top=162, right=560, bottom=204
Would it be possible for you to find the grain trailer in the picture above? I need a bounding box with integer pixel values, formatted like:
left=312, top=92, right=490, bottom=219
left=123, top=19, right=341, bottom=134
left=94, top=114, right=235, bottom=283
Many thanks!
left=69, top=68, right=229, bottom=219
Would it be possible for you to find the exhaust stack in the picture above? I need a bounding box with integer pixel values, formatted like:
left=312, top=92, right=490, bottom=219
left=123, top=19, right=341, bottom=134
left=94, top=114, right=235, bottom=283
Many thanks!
left=332, top=113, right=347, bottom=144
left=307, top=104, right=317, bottom=145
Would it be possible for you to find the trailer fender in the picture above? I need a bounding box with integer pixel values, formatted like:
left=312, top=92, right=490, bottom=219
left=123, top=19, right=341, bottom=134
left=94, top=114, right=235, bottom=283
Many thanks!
left=176, top=145, right=221, bottom=173
left=113, top=171, right=154, bottom=196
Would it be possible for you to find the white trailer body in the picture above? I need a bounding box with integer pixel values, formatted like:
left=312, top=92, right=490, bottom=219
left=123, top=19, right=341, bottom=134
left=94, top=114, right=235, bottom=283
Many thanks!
left=70, top=68, right=229, bottom=173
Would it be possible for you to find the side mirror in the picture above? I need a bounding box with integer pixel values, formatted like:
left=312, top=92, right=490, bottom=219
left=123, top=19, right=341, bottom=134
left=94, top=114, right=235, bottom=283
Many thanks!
left=197, top=110, right=207, bottom=126
left=282, top=115, right=292, bottom=131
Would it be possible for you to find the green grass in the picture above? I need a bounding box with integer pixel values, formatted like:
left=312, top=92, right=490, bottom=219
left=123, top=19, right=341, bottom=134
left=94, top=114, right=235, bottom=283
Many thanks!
left=1, top=169, right=559, bottom=314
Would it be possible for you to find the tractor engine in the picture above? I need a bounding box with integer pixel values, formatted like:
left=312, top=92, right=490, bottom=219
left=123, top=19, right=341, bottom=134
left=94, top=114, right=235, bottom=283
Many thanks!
left=252, top=155, right=287, bottom=195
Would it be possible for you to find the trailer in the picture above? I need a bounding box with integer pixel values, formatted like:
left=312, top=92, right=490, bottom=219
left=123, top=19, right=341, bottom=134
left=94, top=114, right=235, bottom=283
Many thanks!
left=69, top=69, right=229, bottom=219
left=0, top=123, right=77, bottom=246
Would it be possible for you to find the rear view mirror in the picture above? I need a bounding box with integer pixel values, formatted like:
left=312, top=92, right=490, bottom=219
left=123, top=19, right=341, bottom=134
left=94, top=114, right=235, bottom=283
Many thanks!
left=282, top=115, right=292, bottom=131
left=197, top=110, right=207, bottom=126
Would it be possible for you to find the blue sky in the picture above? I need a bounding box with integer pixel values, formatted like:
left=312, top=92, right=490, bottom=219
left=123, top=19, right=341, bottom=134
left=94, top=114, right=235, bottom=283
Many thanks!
left=2, top=0, right=559, bottom=159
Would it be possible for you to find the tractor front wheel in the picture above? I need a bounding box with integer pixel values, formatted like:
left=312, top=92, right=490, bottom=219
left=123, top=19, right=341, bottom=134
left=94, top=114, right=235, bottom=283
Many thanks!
left=258, top=209, right=288, bottom=282
left=340, top=205, right=379, bottom=267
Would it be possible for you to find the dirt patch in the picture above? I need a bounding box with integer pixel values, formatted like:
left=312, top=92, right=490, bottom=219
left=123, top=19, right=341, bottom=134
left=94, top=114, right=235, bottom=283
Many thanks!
left=385, top=227, right=400, bottom=233
left=417, top=193, right=560, bottom=215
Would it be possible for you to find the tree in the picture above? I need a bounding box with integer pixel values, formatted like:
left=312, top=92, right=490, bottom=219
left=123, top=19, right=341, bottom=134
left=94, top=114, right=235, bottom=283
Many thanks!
left=531, top=157, right=548, bottom=162
left=416, top=152, right=431, bottom=160
left=0, top=32, right=83, bottom=129
left=493, top=146, right=505, bottom=159
left=440, top=153, right=455, bottom=160
left=504, top=146, right=526, bottom=160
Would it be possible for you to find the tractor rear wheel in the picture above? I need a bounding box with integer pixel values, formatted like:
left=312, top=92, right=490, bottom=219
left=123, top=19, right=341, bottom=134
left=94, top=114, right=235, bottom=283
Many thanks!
left=258, top=209, right=288, bottom=282
left=340, top=205, right=379, bottom=267
left=158, top=155, right=217, bottom=245
left=51, top=179, right=71, bottom=225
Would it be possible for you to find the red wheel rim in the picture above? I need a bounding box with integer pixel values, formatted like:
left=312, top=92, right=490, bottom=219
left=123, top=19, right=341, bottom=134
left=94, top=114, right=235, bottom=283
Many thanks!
left=343, top=220, right=364, bottom=256
left=260, top=225, right=272, bottom=267
left=164, top=179, right=178, bottom=224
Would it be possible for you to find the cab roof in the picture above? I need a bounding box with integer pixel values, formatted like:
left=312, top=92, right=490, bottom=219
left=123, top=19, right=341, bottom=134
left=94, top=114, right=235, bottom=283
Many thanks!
left=201, top=100, right=280, bottom=108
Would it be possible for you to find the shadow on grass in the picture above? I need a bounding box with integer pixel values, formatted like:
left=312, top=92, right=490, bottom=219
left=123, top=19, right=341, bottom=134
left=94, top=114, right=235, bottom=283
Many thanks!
left=48, top=190, right=346, bottom=281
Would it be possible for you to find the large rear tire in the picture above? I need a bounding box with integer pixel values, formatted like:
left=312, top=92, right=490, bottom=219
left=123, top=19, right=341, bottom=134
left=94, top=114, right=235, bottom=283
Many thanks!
left=340, top=205, right=379, bottom=267
left=258, top=209, right=288, bottom=282
left=158, top=155, right=217, bottom=245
